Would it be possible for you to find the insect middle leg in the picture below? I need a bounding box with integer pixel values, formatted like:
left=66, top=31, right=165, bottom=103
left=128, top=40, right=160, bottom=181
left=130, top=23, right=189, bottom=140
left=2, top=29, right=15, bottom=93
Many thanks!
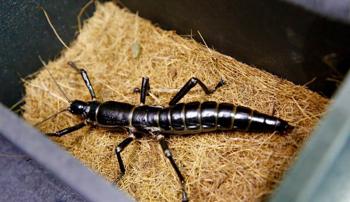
left=169, top=77, right=225, bottom=106
left=67, top=61, right=97, bottom=100
left=114, top=133, right=135, bottom=181
left=139, top=77, right=150, bottom=104
left=133, top=77, right=151, bottom=104
left=157, top=135, right=189, bottom=202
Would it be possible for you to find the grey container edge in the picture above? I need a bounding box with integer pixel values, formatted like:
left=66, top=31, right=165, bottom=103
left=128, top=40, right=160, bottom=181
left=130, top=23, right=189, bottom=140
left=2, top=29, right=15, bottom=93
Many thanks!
left=2, top=0, right=350, bottom=201
left=270, top=71, right=350, bottom=202
left=0, top=104, right=133, bottom=202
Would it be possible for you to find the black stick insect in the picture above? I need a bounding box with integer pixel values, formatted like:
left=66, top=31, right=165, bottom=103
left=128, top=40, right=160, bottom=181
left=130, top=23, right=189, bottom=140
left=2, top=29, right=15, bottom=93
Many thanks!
left=37, top=62, right=294, bottom=202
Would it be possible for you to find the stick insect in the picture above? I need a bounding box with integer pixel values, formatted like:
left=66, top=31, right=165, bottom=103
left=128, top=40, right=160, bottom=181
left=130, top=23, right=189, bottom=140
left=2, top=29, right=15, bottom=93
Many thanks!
left=37, top=62, right=293, bottom=202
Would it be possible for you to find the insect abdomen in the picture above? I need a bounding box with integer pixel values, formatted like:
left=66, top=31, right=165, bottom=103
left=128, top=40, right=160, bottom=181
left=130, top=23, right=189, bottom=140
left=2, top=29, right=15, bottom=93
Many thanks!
left=157, top=101, right=220, bottom=133
left=158, top=101, right=290, bottom=134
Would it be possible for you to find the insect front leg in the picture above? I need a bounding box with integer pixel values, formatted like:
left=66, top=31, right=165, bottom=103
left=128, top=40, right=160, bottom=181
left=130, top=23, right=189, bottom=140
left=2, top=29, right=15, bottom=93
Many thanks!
left=114, top=132, right=136, bottom=181
left=46, top=122, right=86, bottom=137
left=157, top=135, right=189, bottom=202
left=67, top=61, right=97, bottom=100
left=169, top=77, right=225, bottom=106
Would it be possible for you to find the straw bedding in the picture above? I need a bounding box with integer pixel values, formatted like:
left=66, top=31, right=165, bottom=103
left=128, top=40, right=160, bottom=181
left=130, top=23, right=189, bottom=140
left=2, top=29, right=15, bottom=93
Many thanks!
left=23, top=2, right=329, bottom=201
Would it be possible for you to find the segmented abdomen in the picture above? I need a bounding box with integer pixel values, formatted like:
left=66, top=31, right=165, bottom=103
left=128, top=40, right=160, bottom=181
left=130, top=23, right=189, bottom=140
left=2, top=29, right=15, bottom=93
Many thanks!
left=155, top=101, right=289, bottom=134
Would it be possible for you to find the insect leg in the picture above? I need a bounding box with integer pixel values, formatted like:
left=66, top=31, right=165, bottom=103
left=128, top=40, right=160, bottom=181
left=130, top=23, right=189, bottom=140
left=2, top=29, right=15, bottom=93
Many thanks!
left=158, top=135, right=188, bottom=202
left=169, top=77, right=225, bottom=106
left=67, top=61, right=97, bottom=100
left=114, top=134, right=135, bottom=181
left=46, top=122, right=86, bottom=137
left=139, top=77, right=150, bottom=104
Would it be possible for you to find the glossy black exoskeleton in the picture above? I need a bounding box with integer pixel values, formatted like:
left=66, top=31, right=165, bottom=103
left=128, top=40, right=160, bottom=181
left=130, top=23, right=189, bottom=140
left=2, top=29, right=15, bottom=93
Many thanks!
left=42, top=62, right=293, bottom=202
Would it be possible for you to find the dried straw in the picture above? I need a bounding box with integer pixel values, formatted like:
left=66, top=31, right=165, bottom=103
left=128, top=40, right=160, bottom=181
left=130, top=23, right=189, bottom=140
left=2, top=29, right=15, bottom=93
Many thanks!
left=23, top=2, right=329, bottom=201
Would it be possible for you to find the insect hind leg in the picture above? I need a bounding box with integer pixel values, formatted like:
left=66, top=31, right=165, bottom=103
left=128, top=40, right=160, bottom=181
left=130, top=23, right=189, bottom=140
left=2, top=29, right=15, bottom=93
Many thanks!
left=169, top=77, right=225, bottom=106
left=157, top=135, right=189, bottom=202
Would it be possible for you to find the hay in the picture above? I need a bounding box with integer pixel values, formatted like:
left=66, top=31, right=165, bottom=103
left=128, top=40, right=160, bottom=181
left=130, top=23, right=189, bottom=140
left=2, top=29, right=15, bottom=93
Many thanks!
left=23, top=2, right=329, bottom=201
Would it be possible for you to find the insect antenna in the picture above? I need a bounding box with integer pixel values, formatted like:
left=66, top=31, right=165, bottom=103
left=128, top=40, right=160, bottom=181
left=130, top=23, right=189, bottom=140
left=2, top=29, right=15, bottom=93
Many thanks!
left=46, top=68, right=72, bottom=103
left=38, top=56, right=71, bottom=103
left=34, top=108, right=68, bottom=127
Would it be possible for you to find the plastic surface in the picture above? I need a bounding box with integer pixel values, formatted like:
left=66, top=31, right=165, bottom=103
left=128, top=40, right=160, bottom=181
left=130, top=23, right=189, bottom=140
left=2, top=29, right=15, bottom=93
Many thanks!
left=0, top=135, right=86, bottom=202
left=0, top=0, right=94, bottom=107
left=121, top=0, right=350, bottom=97
left=270, top=72, right=350, bottom=202
left=0, top=104, right=133, bottom=202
